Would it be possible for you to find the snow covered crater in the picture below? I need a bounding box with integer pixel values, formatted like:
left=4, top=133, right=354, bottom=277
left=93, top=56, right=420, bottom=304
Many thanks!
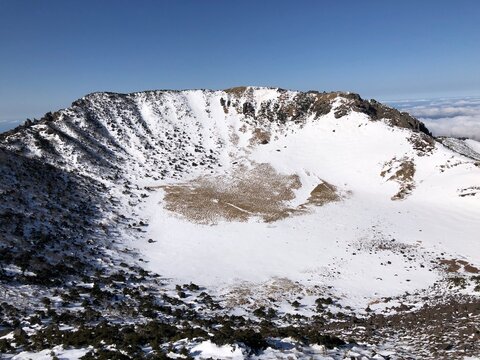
left=2, top=86, right=480, bottom=358
left=3, top=87, right=480, bottom=309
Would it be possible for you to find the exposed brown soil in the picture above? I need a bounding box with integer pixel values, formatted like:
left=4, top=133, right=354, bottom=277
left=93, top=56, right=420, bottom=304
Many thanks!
left=381, top=157, right=416, bottom=200
left=440, top=259, right=462, bottom=272
left=249, top=128, right=271, bottom=146
left=159, top=164, right=340, bottom=224
left=440, top=258, right=480, bottom=274
left=465, top=264, right=480, bottom=273
left=224, top=86, right=249, bottom=97
left=304, top=182, right=340, bottom=206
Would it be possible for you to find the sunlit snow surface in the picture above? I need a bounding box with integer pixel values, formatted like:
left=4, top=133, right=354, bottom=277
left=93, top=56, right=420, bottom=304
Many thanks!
left=112, top=89, right=480, bottom=311
left=10, top=346, right=90, bottom=360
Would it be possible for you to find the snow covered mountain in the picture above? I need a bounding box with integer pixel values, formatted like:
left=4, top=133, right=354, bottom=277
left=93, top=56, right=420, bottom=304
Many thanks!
left=1, top=87, right=479, bottom=359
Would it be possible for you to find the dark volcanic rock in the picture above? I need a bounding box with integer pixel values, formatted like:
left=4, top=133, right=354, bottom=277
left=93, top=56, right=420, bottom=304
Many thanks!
left=334, top=93, right=431, bottom=135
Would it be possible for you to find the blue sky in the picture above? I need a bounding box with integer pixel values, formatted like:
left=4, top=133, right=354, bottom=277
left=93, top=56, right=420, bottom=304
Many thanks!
left=1, top=0, right=479, bottom=130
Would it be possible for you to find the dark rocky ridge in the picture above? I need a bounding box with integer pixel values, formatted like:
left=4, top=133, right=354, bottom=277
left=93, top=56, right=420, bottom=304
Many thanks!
left=335, top=93, right=431, bottom=135
left=1, top=87, right=431, bottom=141
left=223, top=86, right=431, bottom=134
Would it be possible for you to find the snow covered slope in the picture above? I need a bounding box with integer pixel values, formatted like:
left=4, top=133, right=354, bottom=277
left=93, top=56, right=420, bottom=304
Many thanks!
left=1, top=87, right=479, bottom=359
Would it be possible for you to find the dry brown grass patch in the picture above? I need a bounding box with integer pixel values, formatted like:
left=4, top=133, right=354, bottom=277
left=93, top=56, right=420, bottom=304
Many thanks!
left=249, top=128, right=271, bottom=146
left=439, top=259, right=462, bottom=273
left=224, top=86, right=248, bottom=97
left=305, top=182, right=340, bottom=206
left=158, top=164, right=341, bottom=224
left=440, top=259, right=479, bottom=274
left=160, top=164, right=301, bottom=224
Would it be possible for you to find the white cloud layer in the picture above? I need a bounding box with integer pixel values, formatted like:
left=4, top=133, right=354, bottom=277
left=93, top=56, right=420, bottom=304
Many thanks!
left=392, top=97, right=480, bottom=141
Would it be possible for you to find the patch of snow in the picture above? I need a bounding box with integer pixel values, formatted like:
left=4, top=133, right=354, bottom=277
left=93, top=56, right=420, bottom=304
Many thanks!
left=190, top=340, right=244, bottom=359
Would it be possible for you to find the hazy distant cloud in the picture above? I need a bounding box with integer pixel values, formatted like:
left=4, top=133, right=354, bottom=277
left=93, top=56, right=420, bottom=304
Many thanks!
left=391, top=97, right=480, bottom=141
left=423, top=115, right=480, bottom=141
left=410, top=106, right=480, bottom=119
left=0, top=119, right=22, bottom=134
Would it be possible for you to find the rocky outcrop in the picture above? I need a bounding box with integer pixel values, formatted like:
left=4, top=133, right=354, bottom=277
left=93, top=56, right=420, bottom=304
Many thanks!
left=333, top=93, right=431, bottom=135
